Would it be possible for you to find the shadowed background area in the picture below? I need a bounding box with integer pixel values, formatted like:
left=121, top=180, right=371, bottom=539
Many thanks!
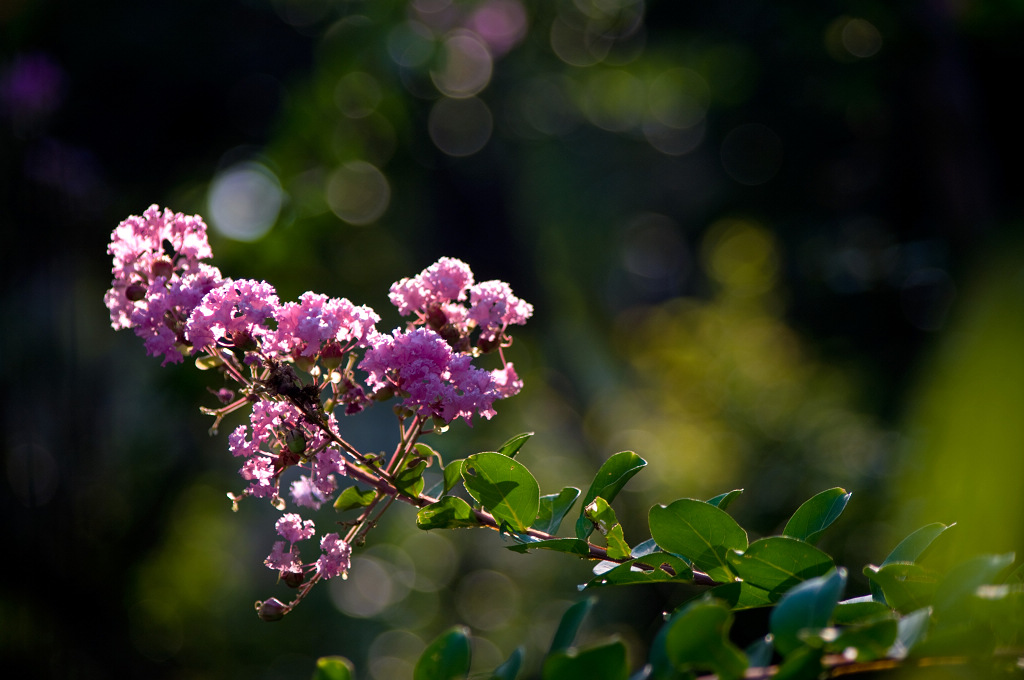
left=3, top=0, right=1024, bottom=678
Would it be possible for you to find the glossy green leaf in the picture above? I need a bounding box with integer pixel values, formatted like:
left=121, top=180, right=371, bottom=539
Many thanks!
left=533, top=486, right=581, bottom=534
left=582, top=555, right=693, bottom=589
left=833, top=598, right=892, bottom=625
left=417, top=496, right=479, bottom=530
left=497, top=432, right=534, bottom=458
left=709, top=581, right=774, bottom=610
left=414, top=442, right=443, bottom=466
left=649, top=498, right=747, bottom=582
left=932, top=552, right=1016, bottom=620
left=727, top=536, right=834, bottom=599
left=394, top=459, right=428, bottom=497
left=882, top=522, right=955, bottom=566
left=488, top=646, right=524, bottom=680
left=415, top=626, right=471, bottom=680
left=506, top=537, right=592, bottom=557
left=661, top=599, right=748, bottom=680
left=543, top=639, right=628, bottom=680
left=333, top=485, right=376, bottom=512
left=583, top=497, right=630, bottom=559
left=550, top=598, right=594, bottom=653
left=706, top=489, right=743, bottom=510
left=863, top=563, right=938, bottom=613
left=311, top=656, right=355, bottom=680
left=782, top=488, right=851, bottom=545
left=462, top=452, right=540, bottom=533
left=442, top=459, right=465, bottom=496
left=769, top=567, right=847, bottom=656
left=630, top=538, right=660, bottom=558
left=575, top=452, right=647, bottom=540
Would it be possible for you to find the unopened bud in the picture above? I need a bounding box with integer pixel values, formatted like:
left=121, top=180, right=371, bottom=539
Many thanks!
left=151, top=258, right=174, bottom=280
left=282, top=570, right=305, bottom=588
left=293, top=354, right=316, bottom=373
left=125, top=283, right=147, bottom=301
left=230, top=331, right=257, bottom=352
left=320, top=342, right=345, bottom=370
left=477, top=333, right=500, bottom=354
left=255, top=598, right=287, bottom=622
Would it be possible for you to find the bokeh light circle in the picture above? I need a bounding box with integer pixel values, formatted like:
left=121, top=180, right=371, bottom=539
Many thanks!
left=325, top=160, right=390, bottom=225
left=428, top=96, right=493, bottom=156
left=430, top=31, right=493, bottom=98
left=207, top=161, right=283, bottom=242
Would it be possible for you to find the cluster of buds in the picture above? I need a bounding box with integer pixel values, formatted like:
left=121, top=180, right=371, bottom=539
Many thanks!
left=105, top=206, right=531, bottom=612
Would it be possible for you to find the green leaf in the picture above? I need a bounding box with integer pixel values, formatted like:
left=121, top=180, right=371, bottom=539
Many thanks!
left=415, top=626, right=471, bottom=680
left=497, top=432, right=534, bottom=458
left=506, top=538, right=591, bottom=557
left=772, top=646, right=822, bottom=680
left=745, top=636, right=774, bottom=669
left=543, top=639, right=628, bottom=680
left=414, top=442, right=443, bottom=466
left=575, top=452, right=647, bottom=540
left=550, top=598, right=595, bottom=653
left=533, top=487, right=581, bottom=535
left=782, top=488, right=851, bottom=545
left=727, top=537, right=834, bottom=600
left=932, top=552, right=1016, bottom=620
left=882, top=522, right=955, bottom=566
left=394, top=459, right=428, bottom=497
left=195, top=353, right=225, bottom=370
left=630, top=538, right=660, bottom=558
left=582, top=555, right=694, bottom=589
left=583, top=497, right=630, bottom=560
left=333, top=485, right=376, bottom=512
left=706, top=489, right=743, bottom=510
left=869, top=522, right=955, bottom=602
left=442, top=459, right=465, bottom=496
left=487, top=646, right=524, bottom=680
left=769, top=567, right=847, bottom=656
left=803, top=618, right=898, bottom=662
left=311, top=656, right=355, bottom=680
left=833, top=598, right=892, bottom=625
left=863, top=563, right=938, bottom=613
left=709, top=581, right=774, bottom=610
left=661, top=599, right=748, bottom=680
left=649, top=498, right=748, bottom=582
left=462, top=452, right=540, bottom=533
left=417, top=496, right=480, bottom=530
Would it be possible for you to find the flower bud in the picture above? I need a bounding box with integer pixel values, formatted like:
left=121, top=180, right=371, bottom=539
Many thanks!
left=230, top=330, right=258, bottom=352
left=320, top=342, right=345, bottom=370
left=125, top=283, right=147, bottom=301
left=151, top=258, right=174, bottom=280
left=282, top=570, right=305, bottom=588
left=255, top=598, right=287, bottom=622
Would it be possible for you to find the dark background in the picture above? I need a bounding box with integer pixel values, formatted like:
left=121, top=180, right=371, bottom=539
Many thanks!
left=4, top=0, right=1024, bottom=678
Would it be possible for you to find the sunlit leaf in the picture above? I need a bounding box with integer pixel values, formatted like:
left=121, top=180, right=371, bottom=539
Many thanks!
left=709, top=581, right=773, bottom=610
left=550, top=598, right=594, bottom=653
left=727, top=537, right=834, bottom=599
left=649, top=498, right=747, bottom=582
left=394, top=459, right=428, bottom=498
left=706, top=489, right=743, bottom=510
left=863, top=563, right=938, bottom=613
left=660, top=599, right=747, bottom=680
left=769, top=567, right=847, bottom=656
left=932, top=552, right=1016, bottom=620
left=462, top=452, right=540, bottom=533
left=416, top=496, right=479, bottom=530
left=802, top=617, right=898, bottom=662
left=533, top=487, right=581, bottom=535
left=543, top=639, right=628, bottom=680
left=575, top=452, right=647, bottom=540
left=311, top=656, right=355, bottom=680
left=833, top=598, right=892, bottom=625
left=506, top=538, right=591, bottom=557
left=888, top=607, right=930, bottom=659
left=497, top=432, right=534, bottom=458
left=333, top=485, right=376, bottom=512
left=583, top=497, right=630, bottom=560
left=782, top=488, right=851, bottom=545
left=581, top=555, right=693, bottom=589
left=868, top=522, right=955, bottom=603
left=415, top=626, right=471, bottom=680
left=442, top=459, right=465, bottom=496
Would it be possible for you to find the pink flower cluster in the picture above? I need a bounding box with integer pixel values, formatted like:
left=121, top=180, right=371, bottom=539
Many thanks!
left=265, top=513, right=351, bottom=581
left=104, top=205, right=224, bottom=365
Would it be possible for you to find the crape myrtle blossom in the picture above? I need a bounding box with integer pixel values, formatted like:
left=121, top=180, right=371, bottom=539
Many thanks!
left=104, top=205, right=224, bottom=365
left=105, top=207, right=534, bottom=609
